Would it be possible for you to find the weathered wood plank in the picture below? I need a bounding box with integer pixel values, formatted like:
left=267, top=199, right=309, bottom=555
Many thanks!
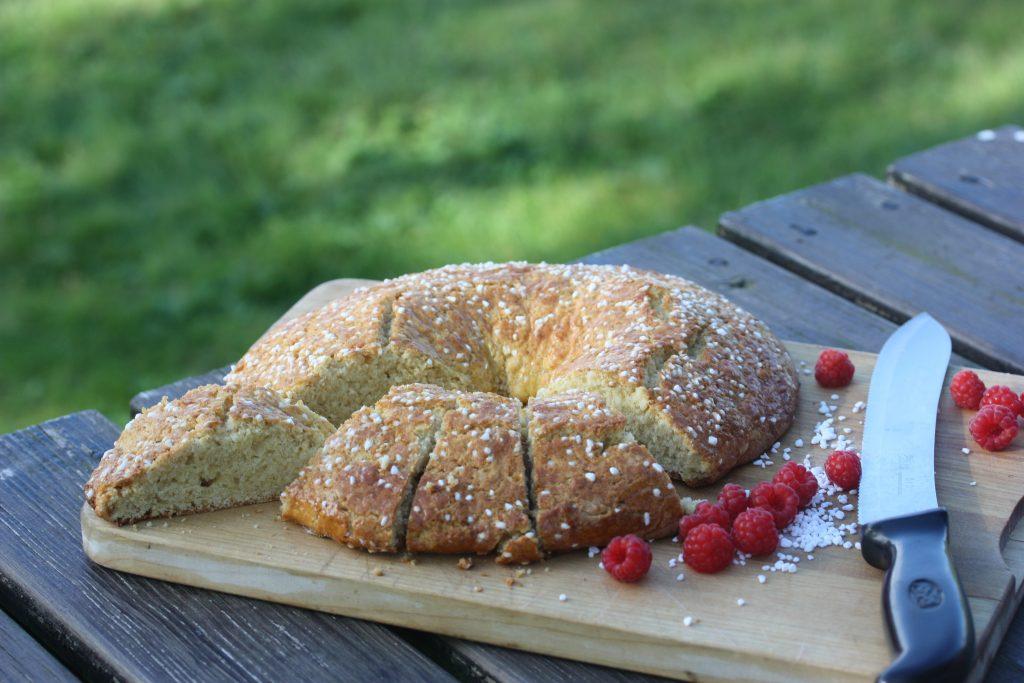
left=718, top=173, right=1024, bottom=373
left=0, top=609, right=76, bottom=683
left=405, top=632, right=670, bottom=683
left=889, top=125, right=1024, bottom=243
left=580, top=225, right=974, bottom=365
left=0, top=411, right=454, bottom=683
left=990, top=622, right=1024, bottom=681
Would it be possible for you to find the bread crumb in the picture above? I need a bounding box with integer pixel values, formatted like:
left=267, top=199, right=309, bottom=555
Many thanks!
left=472, top=585, right=483, bottom=593
left=457, top=557, right=474, bottom=570
left=371, top=566, right=384, bottom=577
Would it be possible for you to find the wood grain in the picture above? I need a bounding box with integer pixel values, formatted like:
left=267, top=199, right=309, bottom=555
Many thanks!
left=582, top=226, right=973, bottom=364
left=87, top=278, right=1024, bottom=682
left=0, top=411, right=455, bottom=683
left=718, top=173, right=1024, bottom=373
left=888, top=125, right=1024, bottom=243
left=0, top=609, right=76, bottom=683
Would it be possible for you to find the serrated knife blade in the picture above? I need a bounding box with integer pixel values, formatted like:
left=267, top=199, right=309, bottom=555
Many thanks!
left=858, top=312, right=950, bottom=526
left=856, top=313, right=973, bottom=682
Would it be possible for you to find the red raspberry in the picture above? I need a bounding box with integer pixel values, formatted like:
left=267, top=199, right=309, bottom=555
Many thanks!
left=815, top=349, right=855, bottom=388
left=980, top=385, right=1023, bottom=417
left=948, top=370, right=986, bottom=410
left=969, top=405, right=1019, bottom=452
left=683, top=523, right=734, bottom=574
left=748, top=482, right=799, bottom=530
left=601, top=534, right=652, bottom=582
left=731, top=507, right=779, bottom=556
left=678, top=501, right=732, bottom=541
left=824, top=450, right=862, bottom=490
left=717, top=483, right=749, bottom=521
left=772, top=462, right=819, bottom=508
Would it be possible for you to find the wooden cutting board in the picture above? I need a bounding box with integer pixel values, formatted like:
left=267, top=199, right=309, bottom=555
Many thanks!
left=82, top=279, right=1024, bottom=682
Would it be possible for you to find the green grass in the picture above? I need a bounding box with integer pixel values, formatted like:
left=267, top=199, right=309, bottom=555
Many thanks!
left=1, top=0, right=1022, bottom=432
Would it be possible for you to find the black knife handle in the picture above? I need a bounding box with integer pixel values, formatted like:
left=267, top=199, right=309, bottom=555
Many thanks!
left=862, top=508, right=974, bottom=683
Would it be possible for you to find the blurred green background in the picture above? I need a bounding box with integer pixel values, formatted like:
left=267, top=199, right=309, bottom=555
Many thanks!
left=2, top=0, right=1022, bottom=432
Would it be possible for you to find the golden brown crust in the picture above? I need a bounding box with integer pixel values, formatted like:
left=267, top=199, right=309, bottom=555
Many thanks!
left=227, top=263, right=798, bottom=485
left=85, top=383, right=334, bottom=524
left=526, top=392, right=682, bottom=551
left=406, top=393, right=534, bottom=560
left=280, top=384, right=455, bottom=552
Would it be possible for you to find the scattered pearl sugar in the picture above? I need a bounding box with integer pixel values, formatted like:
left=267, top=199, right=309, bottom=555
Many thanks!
left=977, top=129, right=997, bottom=141
left=558, top=593, right=568, bottom=602
left=683, top=616, right=696, bottom=627
left=676, top=573, right=685, bottom=582
left=961, top=448, right=970, bottom=455
left=757, top=574, right=766, bottom=584
left=736, top=598, right=746, bottom=607
left=970, top=481, right=977, bottom=486
left=767, top=460, right=861, bottom=568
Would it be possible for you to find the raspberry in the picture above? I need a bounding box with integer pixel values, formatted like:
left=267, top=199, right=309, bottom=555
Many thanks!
left=678, top=501, right=732, bottom=541
left=949, top=370, right=986, bottom=410
left=824, top=450, right=862, bottom=490
left=731, top=507, right=779, bottom=556
left=717, top=483, right=749, bottom=521
left=980, top=385, right=1023, bottom=417
left=748, top=482, right=799, bottom=530
left=683, top=523, right=734, bottom=574
left=601, top=534, right=652, bottom=583
left=815, top=349, right=855, bottom=388
left=772, top=462, right=819, bottom=508
left=969, top=405, right=1019, bottom=452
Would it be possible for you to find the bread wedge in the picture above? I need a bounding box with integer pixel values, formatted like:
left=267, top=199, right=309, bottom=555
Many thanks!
left=85, top=383, right=333, bottom=524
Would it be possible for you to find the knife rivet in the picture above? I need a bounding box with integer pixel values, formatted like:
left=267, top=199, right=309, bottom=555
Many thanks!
left=908, top=579, right=943, bottom=608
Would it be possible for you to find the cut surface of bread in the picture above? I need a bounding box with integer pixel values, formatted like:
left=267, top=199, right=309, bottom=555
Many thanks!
left=85, top=384, right=334, bottom=525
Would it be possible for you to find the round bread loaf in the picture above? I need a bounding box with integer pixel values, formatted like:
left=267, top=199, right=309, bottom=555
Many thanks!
left=229, top=263, right=799, bottom=486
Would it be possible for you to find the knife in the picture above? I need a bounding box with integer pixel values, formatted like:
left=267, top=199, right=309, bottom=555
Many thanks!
left=859, top=313, right=974, bottom=683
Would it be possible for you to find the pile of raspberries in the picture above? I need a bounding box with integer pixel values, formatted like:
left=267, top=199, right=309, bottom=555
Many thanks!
left=602, top=451, right=861, bottom=581
left=949, top=370, right=1022, bottom=452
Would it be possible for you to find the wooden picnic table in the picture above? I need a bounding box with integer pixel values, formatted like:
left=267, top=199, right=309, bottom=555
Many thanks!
left=2, top=125, right=1023, bottom=682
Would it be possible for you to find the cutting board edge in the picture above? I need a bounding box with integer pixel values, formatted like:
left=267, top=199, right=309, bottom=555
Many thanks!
left=81, top=504, right=869, bottom=683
